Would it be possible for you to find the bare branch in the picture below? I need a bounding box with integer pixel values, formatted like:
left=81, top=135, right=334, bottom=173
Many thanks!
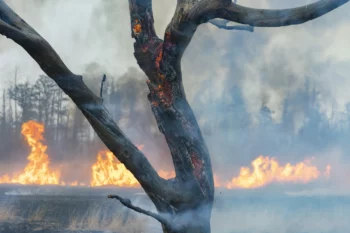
left=209, top=19, right=254, bottom=32
left=189, top=0, right=349, bottom=27
left=108, top=194, right=172, bottom=227
left=0, top=0, right=175, bottom=197
left=100, top=74, right=106, bottom=100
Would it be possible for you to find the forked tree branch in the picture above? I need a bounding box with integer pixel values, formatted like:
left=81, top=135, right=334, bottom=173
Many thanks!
left=129, top=0, right=215, bottom=205
left=189, top=0, right=349, bottom=27
left=0, top=0, right=180, bottom=199
left=127, top=1, right=215, bottom=216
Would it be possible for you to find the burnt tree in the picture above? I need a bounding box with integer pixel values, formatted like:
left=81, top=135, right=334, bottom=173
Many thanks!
left=0, top=0, right=348, bottom=232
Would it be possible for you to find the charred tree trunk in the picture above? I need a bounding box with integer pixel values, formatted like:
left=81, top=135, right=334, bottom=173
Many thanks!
left=0, top=0, right=348, bottom=232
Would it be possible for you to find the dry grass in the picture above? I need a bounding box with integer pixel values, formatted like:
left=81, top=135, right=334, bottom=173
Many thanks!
left=0, top=204, right=17, bottom=222
left=68, top=203, right=150, bottom=233
left=0, top=195, right=160, bottom=233
left=27, top=205, right=47, bottom=222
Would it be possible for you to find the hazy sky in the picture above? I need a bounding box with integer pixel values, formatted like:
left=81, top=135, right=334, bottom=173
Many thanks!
left=1, top=0, right=349, bottom=128
left=1, top=0, right=350, bottom=191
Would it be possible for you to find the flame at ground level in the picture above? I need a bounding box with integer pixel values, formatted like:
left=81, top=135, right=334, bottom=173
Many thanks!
left=226, top=156, right=328, bottom=189
left=90, top=150, right=176, bottom=187
left=0, top=121, right=331, bottom=189
left=0, top=121, right=60, bottom=185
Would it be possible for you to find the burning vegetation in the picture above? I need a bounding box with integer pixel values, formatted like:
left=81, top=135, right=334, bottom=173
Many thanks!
left=0, top=121, right=331, bottom=189
left=0, top=121, right=60, bottom=185
left=90, top=150, right=139, bottom=187
left=226, top=156, right=325, bottom=189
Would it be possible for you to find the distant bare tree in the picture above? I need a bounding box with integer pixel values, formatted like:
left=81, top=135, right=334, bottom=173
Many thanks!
left=8, top=82, right=36, bottom=123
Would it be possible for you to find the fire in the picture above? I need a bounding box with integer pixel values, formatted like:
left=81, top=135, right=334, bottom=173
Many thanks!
left=214, top=174, right=222, bottom=188
left=90, top=150, right=139, bottom=187
left=133, top=19, right=142, bottom=35
left=90, top=150, right=176, bottom=187
left=0, top=120, right=333, bottom=189
left=225, top=156, right=328, bottom=189
left=155, top=45, right=163, bottom=69
left=0, top=121, right=60, bottom=185
left=60, top=181, right=86, bottom=187
left=157, top=170, right=175, bottom=179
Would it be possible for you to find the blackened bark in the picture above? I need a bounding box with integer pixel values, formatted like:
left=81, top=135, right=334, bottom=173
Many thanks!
left=128, top=0, right=214, bottom=228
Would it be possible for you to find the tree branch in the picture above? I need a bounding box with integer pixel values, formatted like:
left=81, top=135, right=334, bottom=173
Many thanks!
left=127, top=0, right=215, bottom=213
left=127, top=0, right=215, bottom=207
left=108, top=194, right=172, bottom=227
left=142, top=0, right=215, bottom=203
left=100, top=74, right=106, bottom=99
left=0, top=0, right=176, bottom=198
left=128, top=0, right=163, bottom=80
left=189, top=0, right=349, bottom=27
left=209, top=19, right=254, bottom=32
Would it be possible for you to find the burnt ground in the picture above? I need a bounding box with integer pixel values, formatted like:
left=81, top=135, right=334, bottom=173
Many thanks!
left=0, top=185, right=159, bottom=233
left=1, top=185, right=350, bottom=233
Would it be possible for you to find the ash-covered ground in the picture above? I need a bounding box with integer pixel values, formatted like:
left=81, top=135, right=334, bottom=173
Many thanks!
left=0, top=185, right=159, bottom=233
left=0, top=185, right=349, bottom=233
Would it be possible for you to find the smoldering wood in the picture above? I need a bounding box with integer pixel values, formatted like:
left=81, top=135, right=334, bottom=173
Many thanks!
left=0, top=0, right=349, bottom=232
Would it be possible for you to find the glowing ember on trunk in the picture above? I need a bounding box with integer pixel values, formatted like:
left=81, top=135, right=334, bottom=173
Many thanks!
left=133, top=19, right=141, bottom=35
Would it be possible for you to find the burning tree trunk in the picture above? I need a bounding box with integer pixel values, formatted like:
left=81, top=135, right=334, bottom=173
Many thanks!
left=0, top=0, right=348, bottom=232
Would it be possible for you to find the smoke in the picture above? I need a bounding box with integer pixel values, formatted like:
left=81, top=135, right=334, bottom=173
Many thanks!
left=177, top=1, right=350, bottom=179
left=210, top=196, right=350, bottom=233
left=0, top=0, right=175, bottom=85
left=1, top=0, right=350, bottom=188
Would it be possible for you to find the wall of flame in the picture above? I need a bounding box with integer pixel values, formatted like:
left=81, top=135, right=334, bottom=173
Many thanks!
left=0, top=121, right=331, bottom=189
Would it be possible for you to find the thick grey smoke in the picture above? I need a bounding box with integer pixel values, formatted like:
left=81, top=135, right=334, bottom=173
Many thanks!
left=1, top=0, right=350, bottom=188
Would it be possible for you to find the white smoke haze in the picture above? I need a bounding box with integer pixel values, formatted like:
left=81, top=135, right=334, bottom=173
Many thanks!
left=210, top=201, right=350, bottom=233
left=1, top=0, right=350, bottom=132
left=0, top=0, right=175, bottom=85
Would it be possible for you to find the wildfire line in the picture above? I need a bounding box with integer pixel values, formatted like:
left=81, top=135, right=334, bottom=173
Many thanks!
left=0, top=121, right=331, bottom=189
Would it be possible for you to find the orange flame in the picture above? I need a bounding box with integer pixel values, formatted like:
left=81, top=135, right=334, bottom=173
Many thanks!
left=0, top=121, right=60, bottom=185
left=90, top=149, right=175, bottom=187
left=0, top=121, right=333, bottom=189
left=225, top=156, right=328, bottom=189
left=90, top=150, right=139, bottom=187
left=133, top=19, right=142, bottom=35
left=157, top=169, right=175, bottom=179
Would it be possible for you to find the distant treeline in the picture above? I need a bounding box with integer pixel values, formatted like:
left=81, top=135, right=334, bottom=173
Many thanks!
left=1, top=65, right=349, bottom=169
left=0, top=67, right=162, bottom=165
